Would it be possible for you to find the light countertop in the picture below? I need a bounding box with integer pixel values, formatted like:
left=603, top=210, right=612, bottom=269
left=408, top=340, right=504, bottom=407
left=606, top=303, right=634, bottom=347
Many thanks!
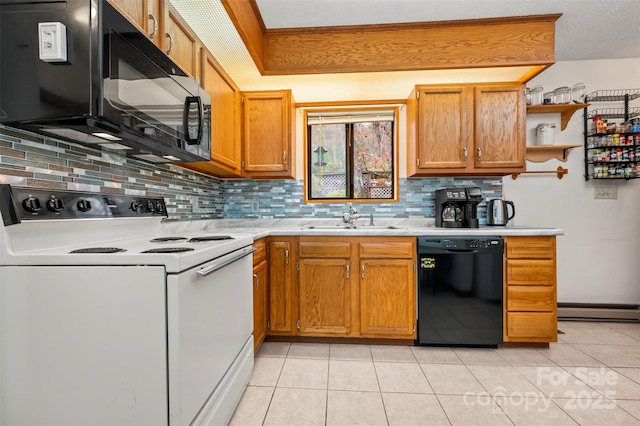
left=161, top=218, right=563, bottom=240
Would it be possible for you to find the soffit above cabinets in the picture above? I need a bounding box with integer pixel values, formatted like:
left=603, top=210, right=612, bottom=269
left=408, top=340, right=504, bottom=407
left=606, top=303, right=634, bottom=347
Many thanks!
left=170, top=0, right=639, bottom=84
left=221, top=0, right=558, bottom=82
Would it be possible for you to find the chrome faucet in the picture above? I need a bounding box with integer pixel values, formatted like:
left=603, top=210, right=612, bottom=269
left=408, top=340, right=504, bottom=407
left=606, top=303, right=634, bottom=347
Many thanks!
left=342, top=204, right=360, bottom=228
left=369, top=211, right=375, bottom=227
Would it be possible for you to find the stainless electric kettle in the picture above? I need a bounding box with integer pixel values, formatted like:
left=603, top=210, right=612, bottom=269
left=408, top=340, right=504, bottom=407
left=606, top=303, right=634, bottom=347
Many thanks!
left=487, top=199, right=515, bottom=226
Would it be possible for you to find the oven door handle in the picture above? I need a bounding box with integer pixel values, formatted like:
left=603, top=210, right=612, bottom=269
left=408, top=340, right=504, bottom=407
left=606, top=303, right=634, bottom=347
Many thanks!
left=196, top=246, right=257, bottom=277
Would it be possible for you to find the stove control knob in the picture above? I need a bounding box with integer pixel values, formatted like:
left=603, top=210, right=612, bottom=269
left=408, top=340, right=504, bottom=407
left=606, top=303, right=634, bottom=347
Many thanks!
left=77, top=199, right=92, bottom=212
left=146, top=201, right=155, bottom=212
left=46, top=197, right=64, bottom=213
left=130, top=201, right=142, bottom=213
left=22, top=197, right=42, bottom=213
left=155, top=201, right=165, bottom=213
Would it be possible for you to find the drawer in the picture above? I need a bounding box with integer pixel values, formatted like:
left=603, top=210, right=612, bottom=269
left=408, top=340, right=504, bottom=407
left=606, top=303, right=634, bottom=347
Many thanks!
left=299, top=241, right=351, bottom=258
left=506, top=312, right=557, bottom=341
left=359, top=240, right=414, bottom=259
left=506, top=259, right=555, bottom=285
left=253, top=238, right=266, bottom=265
left=507, top=286, right=555, bottom=311
left=505, top=236, right=555, bottom=259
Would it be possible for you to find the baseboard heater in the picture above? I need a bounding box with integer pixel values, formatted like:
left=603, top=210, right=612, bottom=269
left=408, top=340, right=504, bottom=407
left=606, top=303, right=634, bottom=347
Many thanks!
left=558, top=303, right=640, bottom=321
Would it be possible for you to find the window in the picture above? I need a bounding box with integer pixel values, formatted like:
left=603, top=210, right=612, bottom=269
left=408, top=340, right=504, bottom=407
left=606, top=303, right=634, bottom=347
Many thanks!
left=305, top=107, right=398, bottom=201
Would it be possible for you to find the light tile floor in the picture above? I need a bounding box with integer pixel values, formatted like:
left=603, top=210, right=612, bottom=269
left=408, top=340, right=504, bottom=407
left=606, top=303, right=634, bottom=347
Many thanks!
left=230, top=321, right=640, bottom=425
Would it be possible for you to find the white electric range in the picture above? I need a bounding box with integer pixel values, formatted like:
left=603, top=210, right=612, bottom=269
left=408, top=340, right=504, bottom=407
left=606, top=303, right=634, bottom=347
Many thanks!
left=0, top=185, right=255, bottom=425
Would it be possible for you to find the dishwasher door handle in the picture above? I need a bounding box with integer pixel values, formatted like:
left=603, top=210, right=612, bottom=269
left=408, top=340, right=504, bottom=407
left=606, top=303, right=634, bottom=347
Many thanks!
left=197, top=246, right=257, bottom=277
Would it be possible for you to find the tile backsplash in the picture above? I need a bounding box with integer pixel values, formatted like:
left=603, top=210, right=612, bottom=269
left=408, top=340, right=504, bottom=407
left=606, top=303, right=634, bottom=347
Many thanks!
left=223, top=178, right=503, bottom=222
left=0, top=127, right=503, bottom=221
left=0, top=126, right=224, bottom=219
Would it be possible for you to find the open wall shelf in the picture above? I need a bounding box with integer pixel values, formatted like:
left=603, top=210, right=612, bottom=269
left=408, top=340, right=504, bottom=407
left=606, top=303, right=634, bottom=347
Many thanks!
left=527, top=103, right=589, bottom=130
left=525, top=144, right=582, bottom=162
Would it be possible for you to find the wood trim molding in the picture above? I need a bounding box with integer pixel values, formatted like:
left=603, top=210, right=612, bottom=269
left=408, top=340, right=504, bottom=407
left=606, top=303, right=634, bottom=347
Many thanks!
left=220, top=1, right=559, bottom=78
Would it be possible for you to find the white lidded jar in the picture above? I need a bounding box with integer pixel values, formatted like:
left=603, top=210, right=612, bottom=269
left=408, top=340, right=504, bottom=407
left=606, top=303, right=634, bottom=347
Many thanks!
left=535, top=123, right=556, bottom=145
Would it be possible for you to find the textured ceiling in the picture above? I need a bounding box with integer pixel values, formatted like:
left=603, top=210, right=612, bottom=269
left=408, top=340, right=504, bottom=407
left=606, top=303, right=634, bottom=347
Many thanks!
left=171, top=0, right=640, bottom=76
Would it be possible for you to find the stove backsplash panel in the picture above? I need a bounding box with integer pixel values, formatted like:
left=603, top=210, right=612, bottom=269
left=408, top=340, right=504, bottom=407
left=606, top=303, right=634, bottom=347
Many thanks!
left=0, top=127, right=224, bottom=220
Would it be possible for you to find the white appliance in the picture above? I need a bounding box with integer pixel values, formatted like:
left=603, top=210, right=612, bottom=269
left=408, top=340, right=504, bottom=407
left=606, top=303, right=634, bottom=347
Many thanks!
left=0, top=185, right=254, bottom=425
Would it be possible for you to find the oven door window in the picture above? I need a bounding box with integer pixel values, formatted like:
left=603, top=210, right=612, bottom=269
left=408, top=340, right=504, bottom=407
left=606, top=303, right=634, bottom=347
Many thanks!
left=103, top=30, right=203, bottom=148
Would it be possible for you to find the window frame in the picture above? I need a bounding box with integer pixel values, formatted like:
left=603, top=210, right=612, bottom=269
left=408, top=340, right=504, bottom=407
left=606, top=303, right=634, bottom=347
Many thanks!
left=303, top=106, right=400, bottom=203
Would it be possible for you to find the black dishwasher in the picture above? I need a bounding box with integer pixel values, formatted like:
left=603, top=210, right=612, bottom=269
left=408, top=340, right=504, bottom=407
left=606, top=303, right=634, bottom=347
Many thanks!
left=416, top=237, right=504, bottom=347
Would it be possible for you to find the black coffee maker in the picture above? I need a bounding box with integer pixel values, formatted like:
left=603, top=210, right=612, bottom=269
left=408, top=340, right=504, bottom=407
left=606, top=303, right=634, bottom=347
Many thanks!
left=435, top=187, right=482, bottom=228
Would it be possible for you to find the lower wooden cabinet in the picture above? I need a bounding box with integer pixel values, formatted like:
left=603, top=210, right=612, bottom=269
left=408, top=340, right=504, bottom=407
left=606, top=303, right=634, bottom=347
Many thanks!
left=266, top=236, right=416, bottom=340
left=252, top=239, right=268, bottom=352
left=359, top=259, right=416, bottom=338
left=267, top=237, right=296, bottom=335
left=503, top=236, right=557, bottom=343
left=298, top=258, right=351, bottom=335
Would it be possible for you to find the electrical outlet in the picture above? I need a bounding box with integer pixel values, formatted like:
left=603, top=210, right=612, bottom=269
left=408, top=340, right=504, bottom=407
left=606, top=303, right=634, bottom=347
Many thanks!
left=38, top=22, right=67, bottom=63
left=251, top=200, right=260, bottom=211
left=594, top=186, right=618, bottom=199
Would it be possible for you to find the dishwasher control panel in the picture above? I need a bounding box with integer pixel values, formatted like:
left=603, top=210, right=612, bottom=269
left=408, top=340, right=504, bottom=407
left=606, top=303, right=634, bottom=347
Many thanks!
left=418, top=237, right=504, bottom=252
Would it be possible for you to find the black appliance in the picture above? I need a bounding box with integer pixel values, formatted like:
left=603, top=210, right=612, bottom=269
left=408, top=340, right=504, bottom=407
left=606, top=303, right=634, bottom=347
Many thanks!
left=435, top=187, right=482, bottom=228
left=416, top=236, right=504, bottom=347
left=0, top=0, right=211, bottom=163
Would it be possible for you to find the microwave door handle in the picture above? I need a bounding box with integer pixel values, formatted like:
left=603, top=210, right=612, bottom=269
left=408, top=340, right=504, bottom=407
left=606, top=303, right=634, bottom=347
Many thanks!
left=183, top=96, right=203, bottom=145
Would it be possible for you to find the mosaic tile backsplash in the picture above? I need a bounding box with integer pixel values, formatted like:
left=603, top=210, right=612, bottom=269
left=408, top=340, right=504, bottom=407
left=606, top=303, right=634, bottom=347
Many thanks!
left=0, top=126, right=224, bottom=220
left=0, top=127, right=502, bottom=221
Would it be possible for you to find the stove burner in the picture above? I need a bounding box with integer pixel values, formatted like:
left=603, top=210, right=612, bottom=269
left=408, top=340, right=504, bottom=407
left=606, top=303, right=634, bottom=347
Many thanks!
left=142, top=247, right=195, bottom=254
left=188, top=236, right=233, bottom=242
left=70, top=247, right=126, bottom=254
left=150, top=237, right=188, bottom=243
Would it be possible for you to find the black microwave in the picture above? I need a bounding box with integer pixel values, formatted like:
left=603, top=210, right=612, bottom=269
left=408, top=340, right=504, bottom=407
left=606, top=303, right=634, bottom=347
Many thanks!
left=0, top=0, right=211, bottom=163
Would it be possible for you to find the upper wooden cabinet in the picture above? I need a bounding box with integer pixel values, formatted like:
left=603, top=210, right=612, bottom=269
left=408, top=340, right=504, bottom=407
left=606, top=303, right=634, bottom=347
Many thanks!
left=108, top=0, right=164, bottom=48
left=242, top=90, right=296, bottom=179
left=407, top=83, right=526, bottom=176
left=180, top=49, right=243, bottom=177
left=164, top=5, right=199, bottom=77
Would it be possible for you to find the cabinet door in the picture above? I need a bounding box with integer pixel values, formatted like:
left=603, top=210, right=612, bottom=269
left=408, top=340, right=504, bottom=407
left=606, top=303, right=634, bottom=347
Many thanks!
left=298, top=259, right=351, bottom=336
left=107, top=0, right=163, bottom=48
left=360, top=259, right=416, bottom=338
left=268, top=239, right=296, bottom=334
left=242, top=91, right=295, bottom=178
left=415, top=86, right=473, bottom=171
left=252, top=259, right=268, bottom=352
left=201, top=49, right=242, bottom=174
left=474, top=85, right=526, bottom=170
left=164, top=7, right=198, bottom=76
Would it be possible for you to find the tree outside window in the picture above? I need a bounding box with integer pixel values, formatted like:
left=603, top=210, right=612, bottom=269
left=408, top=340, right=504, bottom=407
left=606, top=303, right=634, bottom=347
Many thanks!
left=306, top=108, right=398, bottom=201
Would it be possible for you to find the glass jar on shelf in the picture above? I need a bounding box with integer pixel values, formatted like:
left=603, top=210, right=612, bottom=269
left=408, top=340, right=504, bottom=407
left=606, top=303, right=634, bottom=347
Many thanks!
left=554, top=86, right=571, bottom=104
left=530, top=85, right=544, bottom=105
left=571, top=83, right=586, bottom=103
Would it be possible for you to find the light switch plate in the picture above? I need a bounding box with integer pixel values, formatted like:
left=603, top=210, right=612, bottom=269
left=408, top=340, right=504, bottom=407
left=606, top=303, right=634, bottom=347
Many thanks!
left=594, top=186, right=618, bottom=199
left=38, top=22, right=67, bottom=63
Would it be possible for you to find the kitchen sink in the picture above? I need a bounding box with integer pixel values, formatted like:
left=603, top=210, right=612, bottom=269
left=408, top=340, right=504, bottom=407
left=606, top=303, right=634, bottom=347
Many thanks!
left=301, top=225, right=403, bottom=230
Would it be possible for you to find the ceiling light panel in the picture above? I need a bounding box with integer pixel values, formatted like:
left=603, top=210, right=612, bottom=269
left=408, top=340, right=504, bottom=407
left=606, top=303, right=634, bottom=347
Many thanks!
left=169, top=0, right=258, bottom=75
